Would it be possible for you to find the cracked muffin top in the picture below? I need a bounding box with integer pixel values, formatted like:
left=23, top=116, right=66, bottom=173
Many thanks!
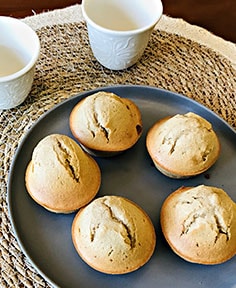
left=72, top=195, right=156, bottom=274
left=69, top=91, right=143, bottom=155
left=146, top=112, right=220, bottom=178
left=25, top=134, right=101, bottom=213
left=160, top=185, right=236, bottom=264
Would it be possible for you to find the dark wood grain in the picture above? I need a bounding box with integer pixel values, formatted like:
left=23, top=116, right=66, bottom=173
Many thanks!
left=0, top=0, right=235, bottom=42
left=0, top=0, right=81, bottom=18
left=163, top=0, right=236, bottom=43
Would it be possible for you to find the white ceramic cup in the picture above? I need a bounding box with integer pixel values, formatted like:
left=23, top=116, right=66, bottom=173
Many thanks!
left=0, top=17, right=40, bottom=109
left=82, top=0, right=163, bottom=70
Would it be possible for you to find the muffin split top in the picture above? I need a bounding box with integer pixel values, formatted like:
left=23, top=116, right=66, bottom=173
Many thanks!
left=161, top=185, right=236, bottom=264
left=146, top=112, right=220, bottom=178
left=72, top=196, right=156, bottom=274
left=70, top=91, right=143, bottom=152
left=25, top=134, right=101, bottom=213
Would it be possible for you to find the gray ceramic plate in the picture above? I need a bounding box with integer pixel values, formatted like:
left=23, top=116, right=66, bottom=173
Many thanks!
left=8, top=85, right=236, bottom=288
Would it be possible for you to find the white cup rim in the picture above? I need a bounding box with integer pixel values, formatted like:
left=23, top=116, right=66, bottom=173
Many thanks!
left=0, top=16, right=40, bottom=83
left=82, top=0, right=163, bottom=35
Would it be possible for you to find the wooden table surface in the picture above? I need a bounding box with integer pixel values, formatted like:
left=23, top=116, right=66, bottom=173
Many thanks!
left=0, top=0, right=235, bottom=43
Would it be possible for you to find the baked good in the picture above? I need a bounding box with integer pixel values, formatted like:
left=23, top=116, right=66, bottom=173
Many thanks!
left=160, top=185, right=236, bottom=264
left=146, top=112, right=220, bottom=178
left=72, top=195, right=156, bottom=274
left=25, top=134, right=101, bottom=213
left=69, top=91, right=143, bottom=156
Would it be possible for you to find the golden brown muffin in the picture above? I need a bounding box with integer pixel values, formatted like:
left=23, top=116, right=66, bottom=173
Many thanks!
left=69, top=91, right=142, bottom=156
left=72, top=195, right=156, bottom=274
left=160, top=185, right=236, bottom=264
left=25, top=134, right=101, bottom=213
left=146, top=112, right=220, bottom=178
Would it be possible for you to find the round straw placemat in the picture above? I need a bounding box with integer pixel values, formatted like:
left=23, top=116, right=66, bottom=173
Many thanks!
left=1, top=21, right=235, bottom=288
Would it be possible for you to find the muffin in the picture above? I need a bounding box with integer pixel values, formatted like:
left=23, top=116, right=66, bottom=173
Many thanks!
left=160, top=185, right=236, bottom=264
left=146, top=112, right=220, bottom=178
left=72, top=195, right=156, bottom=274
left=25, top=134, right=101, bottom=213
left=69, top=91, right=143, bottom=156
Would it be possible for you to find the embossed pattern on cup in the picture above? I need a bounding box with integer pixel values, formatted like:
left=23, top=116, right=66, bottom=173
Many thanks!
left=87, top=24, right=152, bottom=70
left=0, top=17, right=40, bottom=109
left=82, top=0, right=163, bottom=70
left=0, top=67, right=35, bottom=109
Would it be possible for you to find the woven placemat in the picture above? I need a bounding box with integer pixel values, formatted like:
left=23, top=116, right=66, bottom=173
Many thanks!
left=1, top=21, right=235, bottom=288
